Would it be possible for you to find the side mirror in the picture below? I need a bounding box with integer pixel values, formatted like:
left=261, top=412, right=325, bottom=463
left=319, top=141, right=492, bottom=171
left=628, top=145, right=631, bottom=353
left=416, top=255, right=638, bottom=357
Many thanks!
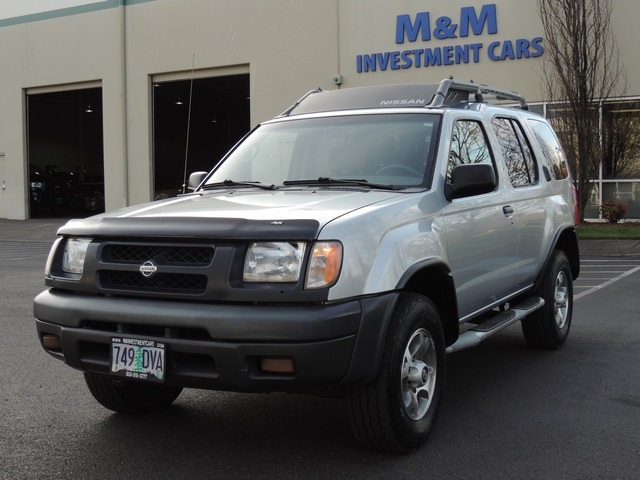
left=187, top=171, right=208, bottom=191
left=445, top=163, right=497, bottom=201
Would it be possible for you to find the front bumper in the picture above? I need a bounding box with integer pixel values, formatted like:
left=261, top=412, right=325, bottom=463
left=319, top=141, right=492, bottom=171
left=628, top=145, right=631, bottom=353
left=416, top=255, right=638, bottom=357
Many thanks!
left=34, top=289, right=397, bottom=392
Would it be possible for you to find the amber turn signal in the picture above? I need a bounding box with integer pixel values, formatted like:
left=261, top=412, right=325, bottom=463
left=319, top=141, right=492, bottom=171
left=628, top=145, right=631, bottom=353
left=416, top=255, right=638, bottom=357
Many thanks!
left=42, top=335, right=62, bottom=351
left=260, top=357, right=295, bottom=374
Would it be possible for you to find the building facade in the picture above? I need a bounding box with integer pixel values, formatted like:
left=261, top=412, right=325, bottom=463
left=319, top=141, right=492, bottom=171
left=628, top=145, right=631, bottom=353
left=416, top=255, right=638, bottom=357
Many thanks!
left=0, top=0, right=638, bottom=220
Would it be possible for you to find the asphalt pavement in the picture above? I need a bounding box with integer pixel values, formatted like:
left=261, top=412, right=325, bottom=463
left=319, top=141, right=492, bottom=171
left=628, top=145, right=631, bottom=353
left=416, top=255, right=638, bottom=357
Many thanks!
left=1, top=217, right=639, bottom=256
left=0, top=218, right=72, bottom=243
left=2, top=217, right=639, bottom=479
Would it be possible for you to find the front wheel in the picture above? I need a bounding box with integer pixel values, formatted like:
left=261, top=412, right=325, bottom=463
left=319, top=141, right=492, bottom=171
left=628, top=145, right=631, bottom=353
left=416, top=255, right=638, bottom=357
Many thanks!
left=346, top=293, right=446, bottom=453
left=521, top=250, right=573, bottom=349
left=84, top=372, right=183, bottom=414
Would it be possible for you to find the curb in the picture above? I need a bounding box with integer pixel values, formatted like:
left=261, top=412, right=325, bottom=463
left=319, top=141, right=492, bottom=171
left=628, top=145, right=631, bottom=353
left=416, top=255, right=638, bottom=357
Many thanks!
left=578, top=239, right=640, bottom=257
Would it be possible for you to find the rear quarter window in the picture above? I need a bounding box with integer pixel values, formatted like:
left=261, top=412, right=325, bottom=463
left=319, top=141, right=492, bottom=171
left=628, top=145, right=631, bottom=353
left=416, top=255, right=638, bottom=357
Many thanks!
left=527, top=119, right=569, bottom=180
left=492, top=117, right=538, bottom=187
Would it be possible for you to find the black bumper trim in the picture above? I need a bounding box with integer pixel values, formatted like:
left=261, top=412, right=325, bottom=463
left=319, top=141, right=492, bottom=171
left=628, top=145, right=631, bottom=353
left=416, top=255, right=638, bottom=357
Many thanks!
left=33, top=289, right=360, bottom=342
left=34, top=290, right=399, bottom=392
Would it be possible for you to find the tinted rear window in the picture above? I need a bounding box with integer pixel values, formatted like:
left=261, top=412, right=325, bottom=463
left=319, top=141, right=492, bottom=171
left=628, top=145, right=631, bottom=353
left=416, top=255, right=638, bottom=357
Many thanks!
left=527, top=119, right=569, bottom=180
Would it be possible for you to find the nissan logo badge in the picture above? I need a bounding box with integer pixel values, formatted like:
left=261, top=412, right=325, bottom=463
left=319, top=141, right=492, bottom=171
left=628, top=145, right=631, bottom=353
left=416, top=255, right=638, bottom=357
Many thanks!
left=139, top=260, right=158, bottom=278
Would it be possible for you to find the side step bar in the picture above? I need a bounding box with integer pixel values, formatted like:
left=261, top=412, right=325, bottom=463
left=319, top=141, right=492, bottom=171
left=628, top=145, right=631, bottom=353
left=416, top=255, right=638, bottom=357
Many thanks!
left=446, top=297, right=545, bottom=353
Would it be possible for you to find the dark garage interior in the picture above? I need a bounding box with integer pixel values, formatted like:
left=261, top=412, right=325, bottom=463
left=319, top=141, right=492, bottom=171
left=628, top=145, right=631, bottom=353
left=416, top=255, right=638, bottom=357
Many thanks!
left=27, top=87, right=104, bottom=218
left=152, top=74, right=250, bottom=199
left=26, top=75, right=250, bottom=218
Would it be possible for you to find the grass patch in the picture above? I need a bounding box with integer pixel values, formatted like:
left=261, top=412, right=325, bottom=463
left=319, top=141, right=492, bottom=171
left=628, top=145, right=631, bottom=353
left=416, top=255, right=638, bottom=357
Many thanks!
left=578, top=222, right=640, bottom=240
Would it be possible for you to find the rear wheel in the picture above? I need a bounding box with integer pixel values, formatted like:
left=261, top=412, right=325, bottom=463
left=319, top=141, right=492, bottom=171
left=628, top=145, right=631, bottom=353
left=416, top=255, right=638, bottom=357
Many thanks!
left=522, top=250, right=573, bottom=349
left=347, top=293, right=445, bottom=453
left=84, top=372, right=183, bottom=414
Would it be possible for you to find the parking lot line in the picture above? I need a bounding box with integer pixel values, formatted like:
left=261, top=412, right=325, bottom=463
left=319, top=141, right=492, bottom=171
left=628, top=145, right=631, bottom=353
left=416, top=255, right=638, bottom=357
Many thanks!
left=575, top=265, right=640, bottom=300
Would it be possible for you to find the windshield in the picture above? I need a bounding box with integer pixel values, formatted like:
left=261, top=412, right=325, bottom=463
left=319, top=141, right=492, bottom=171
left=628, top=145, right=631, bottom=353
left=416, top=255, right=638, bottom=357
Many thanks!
left=204, top=113, right=440, bottom=189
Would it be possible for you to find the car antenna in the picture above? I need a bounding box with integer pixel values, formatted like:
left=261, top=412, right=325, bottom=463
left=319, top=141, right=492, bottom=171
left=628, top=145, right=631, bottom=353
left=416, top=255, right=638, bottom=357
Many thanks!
left=182, top=54, right=196, bottom=194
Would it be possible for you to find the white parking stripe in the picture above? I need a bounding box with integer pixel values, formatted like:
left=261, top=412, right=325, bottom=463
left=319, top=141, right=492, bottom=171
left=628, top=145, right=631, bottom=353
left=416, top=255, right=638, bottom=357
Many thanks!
left=576, top=278, right=618, bottom=280
left=575, top=266, right=640, bottom=300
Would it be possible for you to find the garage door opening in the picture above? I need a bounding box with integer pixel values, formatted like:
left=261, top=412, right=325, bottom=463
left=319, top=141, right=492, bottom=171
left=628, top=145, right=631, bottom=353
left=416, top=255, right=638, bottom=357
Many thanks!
left=152, top=74, right=250, bottom=199
left=27, top=87, right=104, bottom=218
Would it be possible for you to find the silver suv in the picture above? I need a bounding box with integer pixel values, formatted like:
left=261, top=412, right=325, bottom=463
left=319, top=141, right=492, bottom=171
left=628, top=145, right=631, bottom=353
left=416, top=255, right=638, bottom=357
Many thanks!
left=34, top=78, right=579, bottom=453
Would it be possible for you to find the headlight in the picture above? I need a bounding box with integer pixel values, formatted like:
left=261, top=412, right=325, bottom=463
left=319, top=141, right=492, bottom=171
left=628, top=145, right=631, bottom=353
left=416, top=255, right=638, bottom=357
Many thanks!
left=306, top=241, right=342, bottom=289
left=62, top=238, right=92, bottom=275
left=243, top=242, right=305, bottom=282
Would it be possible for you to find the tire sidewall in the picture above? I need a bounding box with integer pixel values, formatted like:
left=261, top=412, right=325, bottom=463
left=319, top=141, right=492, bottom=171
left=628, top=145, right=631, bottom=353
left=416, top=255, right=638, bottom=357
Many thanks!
left=545, top=251, right=573, bottom=345
left=384, top=294, right=446, bottom=449
left=84, top=372, right=182, bottom=414
left=523, top=249, right=574, bottom=349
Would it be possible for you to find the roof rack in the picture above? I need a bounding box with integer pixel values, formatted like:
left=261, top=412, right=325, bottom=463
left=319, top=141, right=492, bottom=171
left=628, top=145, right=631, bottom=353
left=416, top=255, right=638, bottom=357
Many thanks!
left=431, top=77, right=528, bottom=110
left=278, top=78, right=528, bottom=117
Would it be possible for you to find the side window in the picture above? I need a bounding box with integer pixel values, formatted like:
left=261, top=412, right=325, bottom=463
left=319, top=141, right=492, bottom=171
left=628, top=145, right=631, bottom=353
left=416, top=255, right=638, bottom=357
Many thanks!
left=527, top=119, right=569, bottom=180
left=492, top=117, right=539, bottom=187
left=447, top=120, right=494, bottom=180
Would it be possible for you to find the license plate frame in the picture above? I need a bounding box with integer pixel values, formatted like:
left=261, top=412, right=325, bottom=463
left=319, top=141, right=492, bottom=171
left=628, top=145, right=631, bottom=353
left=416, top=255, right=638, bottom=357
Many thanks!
left=110, top=337, right=166, bottom=383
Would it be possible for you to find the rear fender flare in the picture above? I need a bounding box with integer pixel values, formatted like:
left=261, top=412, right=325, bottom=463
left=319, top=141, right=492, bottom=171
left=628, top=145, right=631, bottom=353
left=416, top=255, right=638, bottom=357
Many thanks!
left=535, top=226, right=580, bottom=290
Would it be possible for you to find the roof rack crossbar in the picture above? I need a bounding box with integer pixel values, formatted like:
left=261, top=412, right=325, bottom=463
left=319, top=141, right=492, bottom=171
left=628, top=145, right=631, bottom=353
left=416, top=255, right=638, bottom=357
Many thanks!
left=430, top=78, right=528, bottom=110
left=278, top=88, right=323, bottom=117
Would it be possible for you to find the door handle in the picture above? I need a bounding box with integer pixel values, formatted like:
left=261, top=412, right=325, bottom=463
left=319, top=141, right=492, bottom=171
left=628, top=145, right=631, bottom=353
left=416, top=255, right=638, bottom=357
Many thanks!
left=503, top=205, right=514, bottom=215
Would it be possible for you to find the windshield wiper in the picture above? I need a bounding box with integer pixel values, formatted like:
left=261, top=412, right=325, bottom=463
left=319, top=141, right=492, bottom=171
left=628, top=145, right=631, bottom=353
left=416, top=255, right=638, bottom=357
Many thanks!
left=201, top=180, right=279, bottom=191
left=283, top=177, right=400, bottom=191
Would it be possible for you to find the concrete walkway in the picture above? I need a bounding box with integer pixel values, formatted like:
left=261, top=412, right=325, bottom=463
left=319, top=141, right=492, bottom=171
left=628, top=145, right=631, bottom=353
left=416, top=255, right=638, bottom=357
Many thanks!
left=1, top=217, right=639, bottom=256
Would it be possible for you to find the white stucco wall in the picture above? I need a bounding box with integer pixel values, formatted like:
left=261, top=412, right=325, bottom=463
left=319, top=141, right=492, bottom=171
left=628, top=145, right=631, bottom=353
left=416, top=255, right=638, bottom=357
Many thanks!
left=0, top=0, right=638, bottom=219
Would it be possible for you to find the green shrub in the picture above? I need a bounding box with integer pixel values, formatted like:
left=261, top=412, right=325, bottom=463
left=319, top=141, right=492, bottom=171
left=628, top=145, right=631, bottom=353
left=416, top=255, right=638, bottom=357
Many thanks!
left=600, top=200, right=628, bottom=223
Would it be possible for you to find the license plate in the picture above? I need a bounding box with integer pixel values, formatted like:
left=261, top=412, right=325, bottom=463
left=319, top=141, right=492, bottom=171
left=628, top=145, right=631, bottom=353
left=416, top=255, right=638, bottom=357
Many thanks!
left=110, top=337, right=165, bottom=383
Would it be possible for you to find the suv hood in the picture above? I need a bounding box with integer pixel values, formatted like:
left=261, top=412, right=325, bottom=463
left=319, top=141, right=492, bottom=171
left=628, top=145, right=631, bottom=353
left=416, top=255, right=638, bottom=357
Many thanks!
left=58, top=189, right=404, bottom=239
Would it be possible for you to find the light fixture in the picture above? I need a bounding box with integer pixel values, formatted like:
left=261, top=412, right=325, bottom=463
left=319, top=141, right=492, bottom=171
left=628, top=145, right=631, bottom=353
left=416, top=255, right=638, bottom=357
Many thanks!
left=175, top=96, right=184, bottom=105
left=85, top=105, right=93, bottom=113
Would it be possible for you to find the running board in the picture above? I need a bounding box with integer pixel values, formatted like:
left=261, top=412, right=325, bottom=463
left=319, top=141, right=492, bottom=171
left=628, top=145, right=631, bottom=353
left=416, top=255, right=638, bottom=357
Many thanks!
left=446, top=297, right=545, bottom=353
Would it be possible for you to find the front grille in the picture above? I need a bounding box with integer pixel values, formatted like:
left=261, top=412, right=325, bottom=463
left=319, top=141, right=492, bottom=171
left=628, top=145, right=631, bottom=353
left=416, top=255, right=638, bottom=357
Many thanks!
left=103, top=244, right=214, bottom=266
left=101, top=271, right=207, bottom=294
left=94, top=241, right=214, bottom=297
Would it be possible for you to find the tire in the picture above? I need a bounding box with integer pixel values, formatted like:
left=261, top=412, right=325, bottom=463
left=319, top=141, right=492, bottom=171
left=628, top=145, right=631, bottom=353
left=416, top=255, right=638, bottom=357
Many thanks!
left=521, top=249, right=573, bottom=349
left=84, top=372, right=183, bottom=414
left=346, top=293, right=446, bottom=453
